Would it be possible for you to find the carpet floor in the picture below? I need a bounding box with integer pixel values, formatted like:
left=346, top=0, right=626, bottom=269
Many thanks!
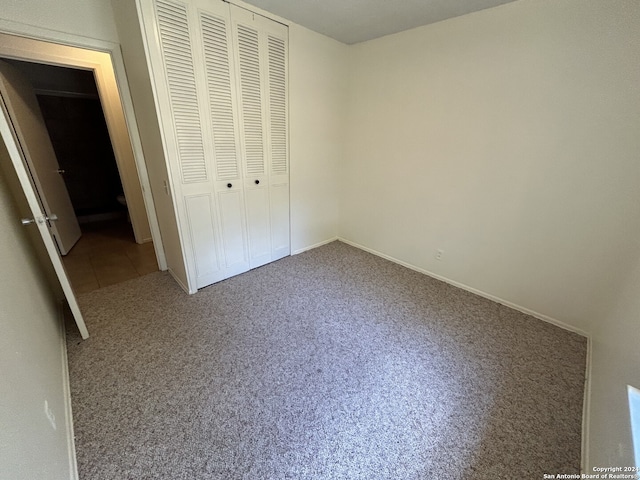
left=66, top=241, right=587, bottom=479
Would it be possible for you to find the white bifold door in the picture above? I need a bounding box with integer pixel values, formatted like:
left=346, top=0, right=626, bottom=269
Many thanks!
left=138, top=0, right=289, bottom=291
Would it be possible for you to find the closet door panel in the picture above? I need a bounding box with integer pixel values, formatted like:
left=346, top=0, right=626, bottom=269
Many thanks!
left=198, top=4, right=250, bottom=278
left=232, top=10, right=274, bottom=268
left=231, top=5, right=290, bottom=265
left=266, top=33, right=287, bottom=179
left=234, top=21, right=267, bottom=178
left=140, top=0, right=289, bottom=291
left=185, top=194, right=224, bottom=287
left=141, top=0, right=221, bottom=292
left=270, top=182, right=289, bottom=260
left=155, top=0, right=209, bottom=185
left=264, top=23, right=290, bottom=259
left=217, top=188, right=249, bottom=276
left=245, top=178, right=271, bottom=268
left=199, top=7, right=242, bottom=184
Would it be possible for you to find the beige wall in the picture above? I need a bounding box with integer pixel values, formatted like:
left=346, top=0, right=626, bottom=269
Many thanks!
left=0, top=143, right=76, bottom=480
left=341, top=0, right=640, bottom=469
left=588, top=250, right=640, bottom=469
left=0, top=0, right=155, bottom=247
left=289, top=24, right=348, bottom=253
left=0, top=0, right=119, bottom=42
left=0, top=2, right=130, bottom=477
left=111, top=0, right=189, bottom=290
left=342, top=0, right=640, bottom=333
left=3, top=0, right=640, bottom=473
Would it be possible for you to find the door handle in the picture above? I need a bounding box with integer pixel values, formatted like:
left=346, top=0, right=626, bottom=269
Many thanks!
left=57, top=169, right=65, bottom=174
left=21, top=214, right=58, bottom=226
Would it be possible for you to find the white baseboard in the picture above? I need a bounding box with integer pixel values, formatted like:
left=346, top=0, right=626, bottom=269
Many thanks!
left=59, top=305, right=79, bottom=480
left=292, top=236, right=339, bottom=255
left=338, top=237, right=589, bottom=338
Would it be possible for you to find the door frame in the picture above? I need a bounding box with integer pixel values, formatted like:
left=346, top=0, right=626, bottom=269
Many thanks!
left=0, top=24, right=167, bottom=271
left=0, top=20, right=167, bottom=340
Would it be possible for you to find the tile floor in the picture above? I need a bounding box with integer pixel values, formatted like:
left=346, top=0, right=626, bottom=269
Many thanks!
left=62, top=219, right=158, bottom=294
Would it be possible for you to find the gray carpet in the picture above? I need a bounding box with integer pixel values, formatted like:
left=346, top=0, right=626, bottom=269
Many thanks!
left=66, top=241, right=587, bottom=479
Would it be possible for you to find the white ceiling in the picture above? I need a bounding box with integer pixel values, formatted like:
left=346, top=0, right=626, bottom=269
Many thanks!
left=240, top=0, right=521, bottom=45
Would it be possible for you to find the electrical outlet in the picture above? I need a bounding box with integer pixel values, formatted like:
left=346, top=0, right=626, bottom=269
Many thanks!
left=44, top=400, right=56, bottom=431
left=435, top=249, right=444, bottom=261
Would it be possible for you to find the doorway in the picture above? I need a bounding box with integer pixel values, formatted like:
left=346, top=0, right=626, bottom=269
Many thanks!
left=3, top=58, right=158, bottom=294
left=0, top=31, right=167, bottom=338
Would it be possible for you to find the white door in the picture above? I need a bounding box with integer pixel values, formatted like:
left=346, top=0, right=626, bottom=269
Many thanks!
left=197, top=1, right=251, bottom=278
left=0, top=61, right=81, bottom=255
left=232, top=11, right=272, bottom=269
left=139, top=0, right=289, bottom=291
left=145, top=0, right=250, bottom=290
left=0, top=65, right=89, bottom=339
left=231, top=5, right=290, bottom=265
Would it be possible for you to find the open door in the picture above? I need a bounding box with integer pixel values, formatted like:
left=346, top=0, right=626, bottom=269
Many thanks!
left=0, top=60, right=81, bottom=255
left=0, top=61, right=89, bottom=339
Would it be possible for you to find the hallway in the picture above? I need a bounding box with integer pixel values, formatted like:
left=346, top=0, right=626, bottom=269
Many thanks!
left=62, top=219, right=158, bottom=294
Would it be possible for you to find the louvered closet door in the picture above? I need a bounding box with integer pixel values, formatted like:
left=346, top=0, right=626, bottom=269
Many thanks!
left=150, top=0, right=226, bottom=290
left=138, top=0, right=288, bottom=291
left=142, top=0, right=248, bottom=290
left=196, top=0, right=250, bottom=279
left=231, top=5, right=290, bottom=269
left=264, top=22, right=290, bottom=261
